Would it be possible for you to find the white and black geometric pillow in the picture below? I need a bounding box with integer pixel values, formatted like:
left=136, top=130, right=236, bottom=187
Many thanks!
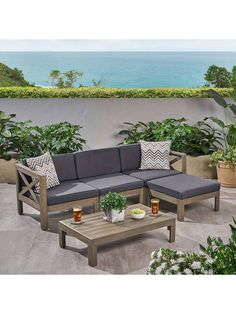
left=26, top=152, right=60, bottom=193
left=140, top=140, right=171, bottom=170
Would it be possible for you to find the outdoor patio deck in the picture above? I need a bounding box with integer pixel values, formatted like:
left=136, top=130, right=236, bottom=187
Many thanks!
left=0, top=183, right=235, bottom=275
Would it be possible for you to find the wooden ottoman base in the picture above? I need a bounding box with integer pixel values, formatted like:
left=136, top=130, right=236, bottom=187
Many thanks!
left=149, top=189, right=220, bottom=222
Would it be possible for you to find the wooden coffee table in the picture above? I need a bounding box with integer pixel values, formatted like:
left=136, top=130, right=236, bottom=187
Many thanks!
left=58, top=204, right=176, bottom=267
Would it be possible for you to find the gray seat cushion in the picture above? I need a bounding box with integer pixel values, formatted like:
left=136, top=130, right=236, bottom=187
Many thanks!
left=147, top=173, right=220, bottom=199
left=40, top=180, right=99, bottom=206
left=75, top=147, right=121, bottom=179
left=119, top=144, right=141, bottom=172
left=125, top=169, right=180, bottom=185
left=52, top=153, right=77, bottom=181
left=80, top=173, right=144, bottom=195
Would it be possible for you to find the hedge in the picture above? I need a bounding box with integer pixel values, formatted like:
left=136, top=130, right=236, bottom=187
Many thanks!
left=0, top=86, right=233, bottom=99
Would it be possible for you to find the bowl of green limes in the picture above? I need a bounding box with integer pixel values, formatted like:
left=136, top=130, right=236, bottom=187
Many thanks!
left=130, top=208, right=145, bottom=220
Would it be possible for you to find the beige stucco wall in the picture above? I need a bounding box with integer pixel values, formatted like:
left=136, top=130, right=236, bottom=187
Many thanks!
left=0, top=98, right=231, bottom=149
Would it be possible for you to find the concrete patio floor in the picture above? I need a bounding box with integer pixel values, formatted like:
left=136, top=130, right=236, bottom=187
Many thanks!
left=0, top=183, right=235, bottom=275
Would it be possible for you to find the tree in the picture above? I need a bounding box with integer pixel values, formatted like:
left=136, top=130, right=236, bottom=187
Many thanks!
left=49, top=69, right=83, bottom=88
left=92, top=79, right=104, bottom=87
left=204, top=65, right=232, bottom=88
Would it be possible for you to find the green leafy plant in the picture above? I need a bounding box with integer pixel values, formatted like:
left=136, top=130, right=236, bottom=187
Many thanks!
left=0, top=111, right=38, bottom=160
left=209, top=147, right=236, bottom=169
left=100, top=192, right=127, bottom=213
left=0, top=87, right=232, bottom=99
left=34, top=122, right=86, bottom=155
left=119, top=118, right=222, bottom=156
left=203, top=89, right=236, bottom=149
left=200, top=218, right=236, bottom=274
left=147, top=248, right=213, bottom=275
left=147, top=218, right=236, bottom=275
left=0, top=111, right=86, bottom=160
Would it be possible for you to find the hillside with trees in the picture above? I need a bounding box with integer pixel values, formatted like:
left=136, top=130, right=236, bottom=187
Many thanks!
left=0, top=62, right=31, bottom=87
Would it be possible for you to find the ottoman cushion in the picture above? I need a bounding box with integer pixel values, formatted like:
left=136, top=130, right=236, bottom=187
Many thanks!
left=147, top=173, right=220, bottom=199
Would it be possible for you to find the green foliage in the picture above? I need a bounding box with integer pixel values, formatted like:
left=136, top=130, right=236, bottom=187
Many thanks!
left=147, top=219, right=236, bottom=275
left=203, top=89, right=236, bottom=149
left=147, top=248, right=212, bottom=275
left=49, top=70, right=83, bottom=88
left=119, top=118, right=223, bottom=156
left=204, top=65, right=232, bottom=88
left=200, top=218, right=236, bottom=274
left=0, top=87, right=232, bottom=98
left=209, top=147, right=236, bottom=168
left=0, top=111, right=86, bottom=160
left=0, top=63, right=31, bottom=87
left=34, top=122, right=86, bottom=155
left=100, top=192, right=127, bottom=213
left=0, top=111, right=37, bottom=160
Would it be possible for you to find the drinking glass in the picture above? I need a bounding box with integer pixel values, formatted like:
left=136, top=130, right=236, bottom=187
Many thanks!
left=73, top=207, right=83, bottom=222
left=151, top=199, right=159, bottom=215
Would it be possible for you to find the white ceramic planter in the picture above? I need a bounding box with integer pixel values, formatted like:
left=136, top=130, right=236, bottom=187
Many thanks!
left=104, top=209, right=125, bottom=223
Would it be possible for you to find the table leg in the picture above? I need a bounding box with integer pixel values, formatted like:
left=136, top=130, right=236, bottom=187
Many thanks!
left=169, top=223, right=176, bottom=243
left=59, top=228, right=66, bottom=248
left=88, top=245, right=97, bottom=267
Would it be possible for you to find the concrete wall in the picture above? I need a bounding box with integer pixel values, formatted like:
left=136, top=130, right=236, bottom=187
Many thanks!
left=0, top=98, right=230, bottom=149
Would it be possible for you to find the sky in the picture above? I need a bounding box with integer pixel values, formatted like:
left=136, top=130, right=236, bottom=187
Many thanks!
left=1, top=40, right=236, bottom=51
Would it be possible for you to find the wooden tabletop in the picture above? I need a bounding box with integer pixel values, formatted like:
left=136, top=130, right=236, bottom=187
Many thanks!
left=59, top=204, right=175, bottom=246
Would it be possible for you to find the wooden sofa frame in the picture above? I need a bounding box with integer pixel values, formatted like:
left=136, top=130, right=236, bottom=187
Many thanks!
left=16, top=150, right=187, bottom=230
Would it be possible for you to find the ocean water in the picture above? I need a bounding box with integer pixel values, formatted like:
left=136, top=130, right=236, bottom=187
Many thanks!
left=0, top=51, right=236, bottom=88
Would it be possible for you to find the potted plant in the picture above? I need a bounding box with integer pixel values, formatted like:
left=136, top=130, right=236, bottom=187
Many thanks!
left=210, top=147, right=236, bottom=187
left=100, top=192, right=127, bottom=223
left=204, top=89, right=236, bottom=187
left=119, top=118, right=221, bottom=178
left=0, top=110, right=86, bottom=184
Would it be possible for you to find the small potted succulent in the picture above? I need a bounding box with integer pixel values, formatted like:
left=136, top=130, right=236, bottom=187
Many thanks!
left=100, top=192, right=127, bottom=223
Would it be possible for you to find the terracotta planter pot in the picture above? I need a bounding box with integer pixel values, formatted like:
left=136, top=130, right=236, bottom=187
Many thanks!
left=217, top=161, right=236, bottom=188
left=171, top=155, right=217, bottom=179
left=0, top=158, right=18, bottom=184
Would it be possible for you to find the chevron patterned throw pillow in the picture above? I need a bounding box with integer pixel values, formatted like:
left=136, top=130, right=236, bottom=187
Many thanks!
left=26, top=152, right=60, bottom=193
left=140, top=140, right=171, bottom=170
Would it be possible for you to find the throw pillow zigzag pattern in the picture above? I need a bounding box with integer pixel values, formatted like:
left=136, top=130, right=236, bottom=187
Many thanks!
left=140, top=140, right=171, bottom=170
left=26, top=152, right=60, bottom=193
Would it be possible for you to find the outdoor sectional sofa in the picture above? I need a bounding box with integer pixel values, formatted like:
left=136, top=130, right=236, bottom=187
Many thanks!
left=15, top=144, right=220, bottom=230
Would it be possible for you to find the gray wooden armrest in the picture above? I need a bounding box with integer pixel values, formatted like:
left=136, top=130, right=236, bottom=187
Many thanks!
left=16, top=163, right=45, bottom=180
left=15, top=163, right=47, bottom=202
left=169, top=150, right=187, bottom=173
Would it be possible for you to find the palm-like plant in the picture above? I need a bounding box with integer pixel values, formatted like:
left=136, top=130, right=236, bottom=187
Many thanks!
left=203, top=89, right=236, bottom=149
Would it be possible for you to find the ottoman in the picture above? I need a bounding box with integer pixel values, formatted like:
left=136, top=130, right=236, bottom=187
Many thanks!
left=147, top=173, right=220, bottom=221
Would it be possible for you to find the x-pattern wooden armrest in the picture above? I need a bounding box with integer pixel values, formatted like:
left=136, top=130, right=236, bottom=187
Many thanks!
left=16, top=163, right=47, bottom=204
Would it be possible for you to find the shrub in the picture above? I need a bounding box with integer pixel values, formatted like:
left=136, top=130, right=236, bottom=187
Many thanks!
left=147, top=248, right=213, bottom=275
left=0, top=86, right=232, bottom=98
left=119, top=118, right=223, bottom=156
left=34, top=122, right=86, bottom=155
left=0, top=111, right=86, bottom=160
left=200, top=218, right=236, bottom=275
left=147, top=218, right=236, bottom=275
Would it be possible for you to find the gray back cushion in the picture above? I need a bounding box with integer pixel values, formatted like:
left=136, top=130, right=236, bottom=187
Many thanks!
left=119, top=144, right=141, bottom=172
left=52, top=153, right=77, bottom=181
left=75, top=147, right=121, bottom=179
